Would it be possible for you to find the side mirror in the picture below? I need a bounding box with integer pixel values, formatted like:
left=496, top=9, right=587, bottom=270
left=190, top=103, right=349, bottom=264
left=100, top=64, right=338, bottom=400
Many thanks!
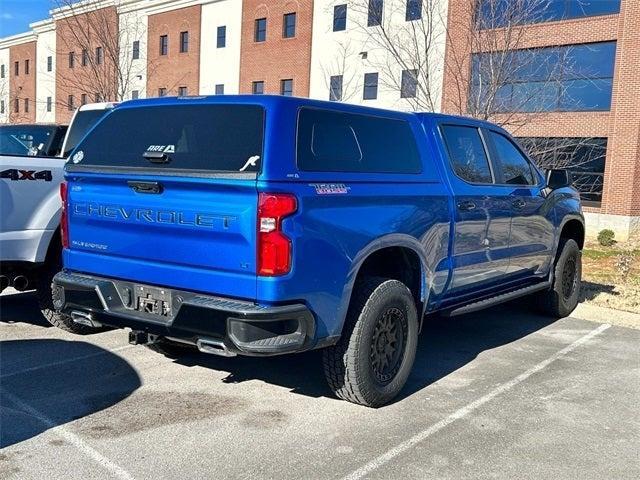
left=545, top=169, right=571, bottom=190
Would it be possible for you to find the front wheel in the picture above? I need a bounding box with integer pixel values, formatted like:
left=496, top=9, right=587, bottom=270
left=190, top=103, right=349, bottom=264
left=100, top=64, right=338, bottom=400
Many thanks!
left=323, top=277, right=419, bottom=408
left=535, top=238, right=582, bottom=318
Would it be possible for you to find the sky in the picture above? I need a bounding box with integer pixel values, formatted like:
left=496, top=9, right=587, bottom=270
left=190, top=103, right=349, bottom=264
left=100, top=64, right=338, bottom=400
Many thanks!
left=0, top=0, right=55, bottom=37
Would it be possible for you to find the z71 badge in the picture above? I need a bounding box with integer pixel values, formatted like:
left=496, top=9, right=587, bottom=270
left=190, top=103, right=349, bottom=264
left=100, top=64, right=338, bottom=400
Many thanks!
left=310, top=183, right=351, bottom=195
left=0, top=169, right=53, bottom=182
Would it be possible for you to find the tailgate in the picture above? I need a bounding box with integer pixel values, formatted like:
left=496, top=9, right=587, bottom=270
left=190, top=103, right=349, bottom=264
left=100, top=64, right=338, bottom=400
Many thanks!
left=65, top=174, right=258, bottom=299
left=63, top=101, right=265, bottom=300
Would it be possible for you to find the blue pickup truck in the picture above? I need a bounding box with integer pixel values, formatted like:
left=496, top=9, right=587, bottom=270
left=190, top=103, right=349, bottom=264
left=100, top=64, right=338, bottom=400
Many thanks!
left=52, top=96, right=584, bottom=407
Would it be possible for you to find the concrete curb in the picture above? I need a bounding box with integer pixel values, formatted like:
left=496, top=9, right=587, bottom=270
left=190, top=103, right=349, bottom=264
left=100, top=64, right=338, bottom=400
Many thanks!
left=572, top=302, right=640, bottom=329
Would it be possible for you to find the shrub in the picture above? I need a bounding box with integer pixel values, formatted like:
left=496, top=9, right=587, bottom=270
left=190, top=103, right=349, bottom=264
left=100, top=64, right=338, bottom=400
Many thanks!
left=597, top=229, right=615, bottom=247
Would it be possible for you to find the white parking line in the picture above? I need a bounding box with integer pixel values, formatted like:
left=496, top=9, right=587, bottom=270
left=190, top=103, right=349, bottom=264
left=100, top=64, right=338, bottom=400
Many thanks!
left=0, top=344, right=134, bottom=380
left=2, top=389, right=136, bottom=480
left=342, top=323, right=611, bottom=480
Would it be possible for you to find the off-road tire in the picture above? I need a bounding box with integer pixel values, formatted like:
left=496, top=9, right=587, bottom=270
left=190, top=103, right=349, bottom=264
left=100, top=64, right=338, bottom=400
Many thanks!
left=146, top=338, right=197, bottom=359
left=535, top=238, right=582, bottom=318
left=323, top=277, right=419, bottom=408
left=37, top=262, right=99, bottom=334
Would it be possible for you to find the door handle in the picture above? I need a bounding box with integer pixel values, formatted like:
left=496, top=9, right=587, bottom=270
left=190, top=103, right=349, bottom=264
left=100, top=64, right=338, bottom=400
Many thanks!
left=512, top=199, right=526, bottom=209
left=128, top=181, right=163, bottom=194
left=457, top=201, right=476, bottom=211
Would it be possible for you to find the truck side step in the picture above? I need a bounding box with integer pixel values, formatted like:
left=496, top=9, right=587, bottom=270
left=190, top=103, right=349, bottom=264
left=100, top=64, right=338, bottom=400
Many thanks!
left=445, top=281, right=551, bottom=317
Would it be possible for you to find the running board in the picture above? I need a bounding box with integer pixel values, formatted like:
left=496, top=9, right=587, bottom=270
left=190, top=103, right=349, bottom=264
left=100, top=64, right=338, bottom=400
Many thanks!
left=444, top=281, right=551, bottom=317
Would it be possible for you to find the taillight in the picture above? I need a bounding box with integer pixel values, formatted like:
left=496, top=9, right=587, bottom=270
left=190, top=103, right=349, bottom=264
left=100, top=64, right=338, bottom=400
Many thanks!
left=60, top=182, right=69, bottom=249
left=257, top=193, right=297, bottom=276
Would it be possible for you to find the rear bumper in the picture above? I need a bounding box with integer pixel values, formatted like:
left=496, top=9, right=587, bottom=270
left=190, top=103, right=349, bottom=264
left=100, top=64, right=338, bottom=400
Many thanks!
left=52, top=270, right=316, bottom=356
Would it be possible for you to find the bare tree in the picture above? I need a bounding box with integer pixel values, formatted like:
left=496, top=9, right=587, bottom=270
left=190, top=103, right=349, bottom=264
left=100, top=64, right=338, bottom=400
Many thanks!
left=320, top=39, right=361, bottom=102
left=54, top=0, right=150, bottom=103
left=331, top=0, right=447, bottom=111
left=330, top=0, right=603, bottom=198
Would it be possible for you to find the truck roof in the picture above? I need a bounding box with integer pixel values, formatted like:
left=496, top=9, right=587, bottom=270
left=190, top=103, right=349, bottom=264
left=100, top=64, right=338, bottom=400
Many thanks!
left=117, top=94, right=499, bottom=131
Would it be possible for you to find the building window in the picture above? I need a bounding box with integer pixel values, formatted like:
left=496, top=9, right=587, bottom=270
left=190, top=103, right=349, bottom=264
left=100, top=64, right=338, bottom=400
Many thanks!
left=368, top=0, right=383, bottom=27
left=215, top=84, right=225, bottom=95
left=24, top=98, right=29, bottom=113
left=14, top=98, right=19, bottom=113
left=132, top=90, right=139, bottom=99
left=477, top=0, right=621, bottom=29
left=519, top=137, right=607, bottom=206
left=0, top=100, right=4, bottom=114
left=159, top=35, right=168, bottom=55
left=255, top=18, right=267, bottom=42
left=180, top=31, right=189, bottom=53
left=406, top=0, right=422, bottom=21
left=132, top=40, right=140, bottom=60
left=68, top=52, right=75, bottom=68
left=252, top=81, right=264, bottom=94
left=46, top=97, right=52, bottom=112
left=47, top=56, right=52, bottom=72
left=471, top=41, right=616, bottom=113
left=333, top=4, right=347, bottom=31
left=281, top=79, right=293, bottom=96
left=363, top=72, right=378, bottom=100
left=82, top=49, right=88, bottom=66
left=96, top=46, right=103, bottom=65
left=158, top=87, right=167, bottom=97
left=95, top=93, right=103, bottom=102
left=68, top=95, right=74, bottom=111
left=178, top=86, right=188, bottom=96
left=14, top=61, right=19, bottom=76
left=400, top=69, right=418, bottom=98
left=283, top=13, right=296, bottom=38
left=24, top=59, right=29, bottom=75
left=217, top=26, right=226, bottom=48
left=329, top=75, right=343, bottom=101
left=0, top=64, right=4, bottom=78
left=81, top=93, right=87, bottom=105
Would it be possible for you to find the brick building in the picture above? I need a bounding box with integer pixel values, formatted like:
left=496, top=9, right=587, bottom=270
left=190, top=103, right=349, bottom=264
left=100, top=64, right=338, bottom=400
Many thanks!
left=239, top=0, right=314, bottom=97
left=147, top=4, right=202, bottom=97
left=2, top=33, right=37, bottom=124
left=442, top=0, right=639, bottom=240
left=0, top=0, right=638, bottom=238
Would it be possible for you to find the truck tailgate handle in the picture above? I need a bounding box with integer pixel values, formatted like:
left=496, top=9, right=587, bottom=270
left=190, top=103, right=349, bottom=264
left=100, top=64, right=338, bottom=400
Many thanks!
left=128, top=181, right=163, bottom=194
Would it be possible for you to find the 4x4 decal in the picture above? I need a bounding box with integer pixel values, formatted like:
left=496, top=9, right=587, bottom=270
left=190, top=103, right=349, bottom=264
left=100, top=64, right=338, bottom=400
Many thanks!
left=0, top=169, right=53, bottom=182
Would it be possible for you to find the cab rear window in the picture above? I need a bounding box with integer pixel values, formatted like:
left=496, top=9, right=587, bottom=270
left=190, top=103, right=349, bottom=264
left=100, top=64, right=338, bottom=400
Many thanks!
left=296, top=108, right=421, bottom=174
left=71, top=104, right=264, bottom=173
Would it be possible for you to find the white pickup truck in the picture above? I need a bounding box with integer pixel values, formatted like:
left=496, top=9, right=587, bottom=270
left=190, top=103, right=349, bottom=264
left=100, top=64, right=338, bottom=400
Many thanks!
left=0, top=102, right=116, bottom=332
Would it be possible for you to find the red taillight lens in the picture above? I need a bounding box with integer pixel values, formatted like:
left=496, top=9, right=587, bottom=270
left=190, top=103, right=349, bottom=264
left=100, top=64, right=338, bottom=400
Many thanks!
left=60, top=182, right=69, bottom=249
left=257, top=193, right=297, bottom=276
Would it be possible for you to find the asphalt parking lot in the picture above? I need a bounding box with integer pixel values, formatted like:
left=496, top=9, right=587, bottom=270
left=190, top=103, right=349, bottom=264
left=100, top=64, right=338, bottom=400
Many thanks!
left=1, top=290, right=638, bottom=480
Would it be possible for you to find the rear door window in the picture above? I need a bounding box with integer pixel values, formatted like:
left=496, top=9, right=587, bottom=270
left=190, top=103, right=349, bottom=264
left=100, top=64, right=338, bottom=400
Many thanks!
left=71, top=104, right=264, bottom=173
left=488, top=131, right=536, bottom=185
left=297, top=108, right=421, bottom=173
left=441, top=125, right=493, bottom=184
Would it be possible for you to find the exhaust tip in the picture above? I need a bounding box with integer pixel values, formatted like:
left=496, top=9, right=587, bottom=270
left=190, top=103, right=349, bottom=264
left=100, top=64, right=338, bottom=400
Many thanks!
left=196, top=338, right=236, bottom=357
left=12, top=275, right=29, bottom=291
left=70, top=310, right=102, bottom=328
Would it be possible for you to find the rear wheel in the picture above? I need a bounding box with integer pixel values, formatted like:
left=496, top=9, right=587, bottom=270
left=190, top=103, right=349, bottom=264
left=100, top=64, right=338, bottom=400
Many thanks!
left=535, top=238, right=582, bottom=318
left=323, top=277, right=419, bottom=407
